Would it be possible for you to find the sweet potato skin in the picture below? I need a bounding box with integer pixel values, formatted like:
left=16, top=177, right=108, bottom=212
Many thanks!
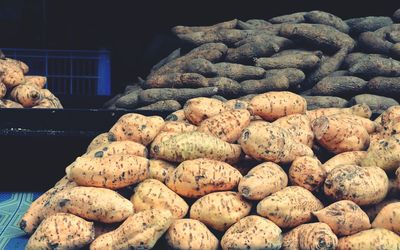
left=289, top=156, right=326, bottom=192
left=337, top=228, right=400, bottom=250
left=160, top=121, right=197, bottom=133
left=273, top=114, right=314, bottom=148
left=10, top=83, right=42, bottom=107
left=322, top=151, right=367, bottom=174
left=372, top=202, right=400, bottom=234
left=183, top=97, right=227, bottom=125
left=85, top=140, right=148, bottom=158
left=86, top=133, right=111, bottom=153
left=148, top=159, right=175, bottom=183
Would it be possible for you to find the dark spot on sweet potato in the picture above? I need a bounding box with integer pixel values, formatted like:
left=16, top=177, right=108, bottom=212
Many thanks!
left=94, top=151, right=104, bottom=158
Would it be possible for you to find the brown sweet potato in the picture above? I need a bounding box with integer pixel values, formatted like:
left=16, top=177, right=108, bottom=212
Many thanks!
left=26, top=213, right=95, bottom=250
left=151, top=48, right=181, bottom=73
left=239, top=122, right=313, bottom=163
left=324, top=165, right=389, bottom=206
left=108, top=113, right=164, bottom=145
left=304, top=95, right=348, bottom=110
left=144, top=73, right=209, bottom=88
left=190, top=191, right=252, bottom=231
left=313, top=200, right=371, bottom=236
left=240, top=74, right=290, bottom=94
left=177, top=29, right=262, bottom=46
left=10, top=83, right=43, bottom=107
left=358, top=24, right=400, bottom=55
left=305, top=10, right=349, bottom=33
left=207, top=77, right=242, bottom=96
left=90, top=209, right=173, bottom=250
left=273, top=114, right=314, bottom=147
left=289, top=156, right=326, bottom=192
left=221, top=216, right=282, bottom=250
left=160, top=121, right=197, bottom=133
left=148, top=159, right=175, bottom=183
left=257, top=186, right=323, bottom=228
left=172, top=19, right=238, bottom=34
left=139, top=87, right=218, bottom=104
left=24, top=76, right=47, bottom=89
left=237, top=19, right=272, bottom=30
left=338, top=228, right=400, bottom=250
left=311, top=76, right=367, bottom=96
left=349, top=57, right=400, bottom=77
left=136, top=100, right=182, bottom=112
left=212, top=62, right=265, bottom=81
left=368, top=76, right=400, bottom=96
left=269, top=12, right=307, bottom=24
left=346, top=16, right=393, bottom=34
left=264, top=68, right=306, bottom=87
left=349, top=94, right=399, bottom=115
left=85, top=140, right=147, bottom=158
left=238, top=162, right=288, bottom=200
left=322, top=151, right=367, bottom=174
left=183, top=97, right=227, bottom=125
left=255, top=53, right=321, bottom=70
left=197, top=109, right=251, bottom=142
left=184, top=58, right=217, bottom=77
left=166, top=219, right=219, bottom=250
left=166, top=158, right=242, bottom=198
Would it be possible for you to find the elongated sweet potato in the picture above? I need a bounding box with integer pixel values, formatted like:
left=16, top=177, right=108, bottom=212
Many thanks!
left=108, top=113, right=164, bottom=145
left=85, top=140, right=148, bottom=158
left=145, top=73, right=209, bottom=88
left=24, top=76, right=47, bottom=89
left=248, top=91, right=307, bottom=121
left=311, top=76, right=367, bottom=97
left=172, top=19, right=238, bottom=34
left=197, top=109, right=250, bottom=142
left=349, top=94, right=398, bottom=115
left=130, top=179, right=188, bottom=219
left=149, top=132, right=178, bottom=158
left=322, top=151, right=367, bottom=174
left=184, top=58, right=217, bottom=77
left=221, top=216, right=282, bottom=250
left=304, top=96, right=348, bottom=110
left=358, top=24, right=400, bottom=55
left=166, top=158, right=242, bottom=198
left=269, top=12, right=307, bottom=24
left=257, top=186, right=323, bottom=228
left=183, top=97, right=227, bottom=125
left=10, top=83, right=42, bottom=107
left=160, top=121, right=197, bottom=133
left=324, top=165, right=389, bottom=206
left=349, top=57, right=400, bottom=78
left=238, top=162, right=288, bottom=200
left=264, top=68, right=306, bottom=87
left=90, top=209, right=173, bottom=250
left=190, top=191, right=252, bottom=231
left=307, top=104, right=372, bottom=122
left=255, top=53, right=321, bottom=70
left=273, top=114, right=314, bottom=147
left=305, top=10, right=349, bottom=33
left=213, top=62, right=265, bottom=81
left=26, top=213, right=95, bottom=250
left=338, top=228, right=400, bottom=250
left=139, top=87, right=218, bottom=105
left=371, top=202, right=400, bottom=234
left=239, top=122, right=313, bottom=163
left=313, top=200, right=371, bottom=236
left=237, top=19, right=272, bottom=30
left=67, top=155, right=149, bottom=189
left=282, top=222, right=338, bottom=250
left=240, top=74, right=290, bottom=94
left=207, top=77, right=241, bottom=96
left=136, top=99, right=182, bottom=112
left=289, top=156, right=326, bottom=192
left=151, top=48, right=181, bottom=73
left=346, top=16, right=393, bottom=34
left=368, top=76, right=400, bottom=96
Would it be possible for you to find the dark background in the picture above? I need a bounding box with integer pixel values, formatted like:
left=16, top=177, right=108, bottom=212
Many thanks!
left=1, top=0, right=399, bottom=95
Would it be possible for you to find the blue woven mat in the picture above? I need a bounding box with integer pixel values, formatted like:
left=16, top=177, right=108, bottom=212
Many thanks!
left=0, top=192, right=42, bottom=250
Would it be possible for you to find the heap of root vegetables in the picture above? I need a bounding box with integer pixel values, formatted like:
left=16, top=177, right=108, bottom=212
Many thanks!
left=105, top=9, right=400, bottom=116
left=0, top=50, right=62, bottom=109
left=21, top=87, right=400, bottom=249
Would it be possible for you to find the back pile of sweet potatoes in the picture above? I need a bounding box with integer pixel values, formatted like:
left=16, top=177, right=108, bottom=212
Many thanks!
left=0, top=52, right=63, bottom=109
left=22, top=8, right=400, bottom=250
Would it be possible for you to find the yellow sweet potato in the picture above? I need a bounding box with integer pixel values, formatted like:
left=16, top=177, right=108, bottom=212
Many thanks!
left=273, top=114, right=314, bottom=148
left=24, top=75, right=47, bottom=89
left=149, top=131, right=178, bottom=158
left=313, top=200, right=371, bottom=236
left=364, top=198, right=400, bottom=221
left=338, top=228, right=400, bottom=250
left=257, top=186, right=323, bottom=228
left=108, top=113, right=164, bottom=145
left=4, top=58, right=29, bottom=74
left=282, top=222, right=338, bottom=250
left=0, top=58, right=25, bottom=88
left=85, top=140, right=148, bottom=158
left=289, top=156, right=326, bottom=192
left=372, top=202, right=400, bottom=234
left=221, top=216, right=282, bottom=250
left=66, top=155, right=149, bottom=189
left=166, top=158, right=242, bottom=198
left=329, top=114, right=379, bottom=134
left=238, top=162, right=288, bottom=200
left=152, top=131, right=242, bottom=164
left=190, top=191, right=252, bottom=231
left=166, top=219, right=219, bottom=250
left=26, top=213, right=95, bottom=250
left=0, top=99, right=23, bottom=108
left=10, top=83, right=43, bottom=107
left=197, top=109, right=251, bottom=142
left=248, top=91, right=307, bottom=121
left=306, top=104, right=372, bottom=121
left=130, top=179, right=188, bottom=219
left=86, top=133, right=111, bottom=153
left=165, top=109, right=187, bottom=122
left=90, top=209, right=173, bottom=250
left=160, top=121, right=197, bottom=133
left=183, top=97, right=227, bottom=125
left=312, top=115, right=370, bottom=153
left=239, top=122, right=313, bottom=163
left=324, top=165, right=389, bottom=206
left=322, top=151, right=367, bottom=174
left=148, top=159, right=176, bottom=183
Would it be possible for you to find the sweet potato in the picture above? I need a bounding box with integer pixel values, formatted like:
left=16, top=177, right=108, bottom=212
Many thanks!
left=26, top=213, right=95, bottom=250
left=289, top=156, right=326, bottom=192
left=0, top=81, right=5, bottom=98
left=371, top=202, right=400, bottom=234
left=197, top=109, right=251, bottom=142
left=282, top=222, right=338, bottom=250
left=248, top=91, right=307, bottom=121
left=305, top=10, right=349, bottom=33
left=67, top=155, right=149, bottom=189
left=24, top=76, right=47, bottom=89
left=255, top=53, right=321, bottom=70
left=330, top=114, right=378, bottom=133
left=166, top=158, right=242, bottom=198
left=269, top=12, right=307, bottom=24
left=368, top=76, right=400, bottom=96
left=148, top=159, right=175, bottom=183
left=221, top=216, right=282, bottom=250
left=311, top=76, right=367, bottom=97
left=207, top=77, right=242, bottom=96
left=166, top=219, right=219, bottom=250
left=237, top=19, right=272, bottom=30
left=329, top=70, right=350, bottom=76
left=349, top=94, right=399, bottom=115
left=0, top=99, right=24, bottom=108
left=114, top=87, right=142, bottom=109
left=0, top=58, right=25, bottom=88
left=144, top=73, right=209, bottom=88
left=346, top=16, right=393, bottom=34
left=306, top=104, right=372, bottom=121
left=240, top=74, right=290, bottom=94
left=257, top=186, right=323, bottom=228
left=190, top=191, right=252, bottom=231
left=183, top=97, right=227, bottom=125
left=86, top=133, right=111, bottom=153
left=10, top=83, right=43, bottom=107
left=136, top=99, right=182, bottom=112
left=213, top=62, right=265, bottom=81
left=184, top=58, right=217, bottom=77
left=313, top=200, right=371, bottom=236
left=304, top=96, right=348, bottom=110
left=165, top=109, right=187, bottom=122
left=239, top=121, right=313, bottom=163
left=152, top=131, right=242, bottom=163
left=85, top=140, right=148, bottom=158
left=139, top=87, right=218, bottom=104
left=108, top=113, right=164, bottom=146
left=324, top=165, right=389, bottom=206
left=364, top=198, right=400, bottom=221
left=130, top=179, right=188, bottom=219
left=238, top=162, right=288, bottom=200
left=172, top=19, right=238, bottom=34
left=264, top=68, right=306, bottom=87
left=149, top=132, right=178, bottom=158
left=273, top=114, right=314, bottom=147
left=177, top=29, right=263, bottom=46
left=358, top=24, right=400, bottom=55
left=160, top=121, right=197, bottom=133
left=338, top=228, right=400, bottom=250
left=322, top=151, right=367, bottom=174
left=349, top=57, right=400, bottom=77
left=90, top=209, right=173, bottom=250
left=343, top=52, right=388, bottom=68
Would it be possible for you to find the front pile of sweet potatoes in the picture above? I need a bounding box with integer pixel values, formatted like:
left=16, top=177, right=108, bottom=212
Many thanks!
left=20, top=88, right=400, bottom=249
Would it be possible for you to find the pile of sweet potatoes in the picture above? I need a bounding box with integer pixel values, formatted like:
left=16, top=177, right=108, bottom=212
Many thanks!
left=104, top=8, right=400, bottom=118
left=0, top=51, right=62, bottom=109
left=21, top=86, right=400, bottom=249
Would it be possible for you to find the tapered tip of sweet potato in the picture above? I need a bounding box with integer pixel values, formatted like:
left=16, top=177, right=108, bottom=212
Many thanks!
left=312, top=116, right=329, bottom=140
